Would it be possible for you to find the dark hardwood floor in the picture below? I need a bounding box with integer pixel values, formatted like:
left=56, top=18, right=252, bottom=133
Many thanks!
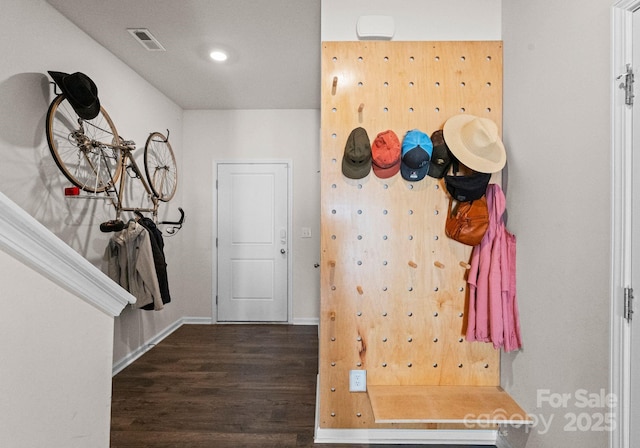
left=110, top=324, right=494, bottom=448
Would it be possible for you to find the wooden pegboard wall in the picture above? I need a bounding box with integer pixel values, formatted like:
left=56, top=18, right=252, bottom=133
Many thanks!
left=318, top=41, right=504, bottom=429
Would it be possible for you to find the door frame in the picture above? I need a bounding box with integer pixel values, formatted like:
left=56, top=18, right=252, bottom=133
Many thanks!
left=612, top=2, right=638, bottom=447
left=213, top=159, right=294, bottom=324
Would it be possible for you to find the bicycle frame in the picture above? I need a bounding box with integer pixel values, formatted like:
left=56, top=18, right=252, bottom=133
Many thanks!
left=46, top=88, right=182, bottom=233
left=99, top=140, right=159, bottom=222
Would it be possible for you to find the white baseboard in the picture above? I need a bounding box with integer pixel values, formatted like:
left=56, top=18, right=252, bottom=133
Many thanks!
left=112, top=316, right=213, bottom=376
left=313, top=376, right=499, bottom=445
left=292, top=317, right=319, bottom=326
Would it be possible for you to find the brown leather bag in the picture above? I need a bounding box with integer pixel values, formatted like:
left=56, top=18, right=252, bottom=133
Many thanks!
left=445, top=196, right=489, bottom=246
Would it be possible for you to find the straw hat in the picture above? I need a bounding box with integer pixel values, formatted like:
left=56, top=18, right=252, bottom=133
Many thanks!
left=443, top=115, right=506, bottom=173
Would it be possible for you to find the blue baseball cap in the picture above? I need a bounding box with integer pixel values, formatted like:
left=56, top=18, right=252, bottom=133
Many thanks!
left=400, top=129, right=432, bottom=181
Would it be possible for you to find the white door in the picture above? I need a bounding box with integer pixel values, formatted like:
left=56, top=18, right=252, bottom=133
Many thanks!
left=631, top=10, right=640, bottom=446
left=216, top=162, right=289, bottom=322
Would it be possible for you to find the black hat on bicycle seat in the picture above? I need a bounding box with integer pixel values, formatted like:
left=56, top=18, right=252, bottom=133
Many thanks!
left=48, top=71, right=100, bottom=120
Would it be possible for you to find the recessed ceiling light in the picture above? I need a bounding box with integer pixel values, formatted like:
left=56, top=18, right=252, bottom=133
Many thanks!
left=209, top=50, right=228, bottom=62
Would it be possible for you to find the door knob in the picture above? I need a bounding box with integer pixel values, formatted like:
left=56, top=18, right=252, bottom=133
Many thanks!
left=281, top=249, right=286, bottom=254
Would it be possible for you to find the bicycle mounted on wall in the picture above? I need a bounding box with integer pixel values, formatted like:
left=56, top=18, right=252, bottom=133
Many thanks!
left=45, top=71, right=184, bottom=234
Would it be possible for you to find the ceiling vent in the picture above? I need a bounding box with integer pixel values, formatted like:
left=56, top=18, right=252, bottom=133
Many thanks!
left=127, top=28, right=166, bottom=51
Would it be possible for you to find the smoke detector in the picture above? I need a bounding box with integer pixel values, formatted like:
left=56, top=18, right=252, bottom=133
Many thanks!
left=127, top=28, right=166, bottom=51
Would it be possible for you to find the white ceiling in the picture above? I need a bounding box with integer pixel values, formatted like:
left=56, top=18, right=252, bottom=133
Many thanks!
left=46, top=0, right=321, bottom=110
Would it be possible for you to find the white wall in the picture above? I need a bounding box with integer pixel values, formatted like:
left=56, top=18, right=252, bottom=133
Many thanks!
left=501, top=1, right=611, bottom=447
left=0, top=1, right=190, bottom=367
left=321, top=0, right=501, bottom=41
left=0, top=250, right=114, bottom=448
left=182, top=109, right=321, bottom=321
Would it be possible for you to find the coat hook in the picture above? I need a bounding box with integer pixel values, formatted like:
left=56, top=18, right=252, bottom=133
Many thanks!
left=408, top=261, right=418, bottom=268
left=357, top=285, right=364, bottom=295
left=332, top=76, right=338, bottom=95
left=434, top=261, right=445, bottom=269
left=329, top=260, right=336, bottom=267
left=358, top=103, right=364, bottom=113
left=330, top=311, right=336, bottom=321
left=459, top=261, right=471, bottom=269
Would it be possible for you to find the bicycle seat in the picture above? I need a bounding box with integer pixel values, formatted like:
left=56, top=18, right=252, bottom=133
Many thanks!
left=100, top=219, right=125, bottom=233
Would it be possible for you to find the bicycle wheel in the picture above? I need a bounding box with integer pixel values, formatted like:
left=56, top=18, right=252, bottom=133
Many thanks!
left=46, top=94, right=122, bottom=193
left=144, top=131, right=177, bottom=202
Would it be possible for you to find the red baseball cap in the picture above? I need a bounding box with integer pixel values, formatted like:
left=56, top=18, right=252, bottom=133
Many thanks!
left=371, top=130, right=401, bottom=178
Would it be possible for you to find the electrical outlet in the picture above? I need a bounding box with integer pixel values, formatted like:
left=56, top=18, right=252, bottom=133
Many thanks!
left=349, top=369, right=367, bottom=392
